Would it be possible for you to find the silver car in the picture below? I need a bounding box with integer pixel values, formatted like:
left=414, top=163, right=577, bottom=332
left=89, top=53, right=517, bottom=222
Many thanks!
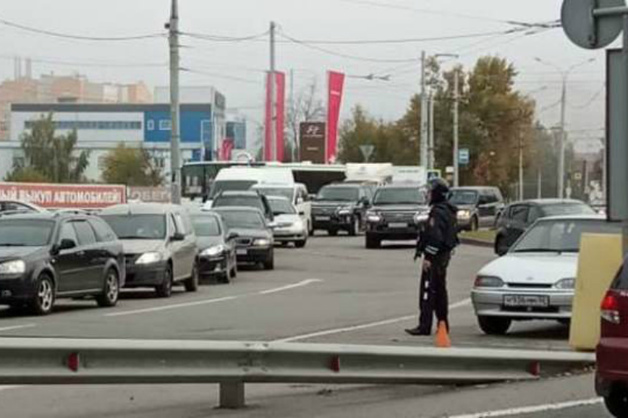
left=471, top=215, right=621, bottom=335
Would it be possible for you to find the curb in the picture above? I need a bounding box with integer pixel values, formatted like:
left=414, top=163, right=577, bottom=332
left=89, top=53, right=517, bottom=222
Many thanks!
left=460, top=237, right=494, bottom=249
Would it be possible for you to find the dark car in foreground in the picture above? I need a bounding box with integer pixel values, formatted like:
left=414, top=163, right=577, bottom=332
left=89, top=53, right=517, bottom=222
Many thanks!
left=311, top=183, right=371, bottom=236
left=494, top=199, right=595, bottom=256
left=449, top=187, right=504, bottom=231
left=365, top=184, right=428, bottom=249
left=190, top=211, right=238, bottom=283
left=212, top=207, right=274, bottom=270
left=100, top=203, right=199, bottom=298
left=597, top=260, right=628, bottom=417
left=0, top=212, right=124, bottom=315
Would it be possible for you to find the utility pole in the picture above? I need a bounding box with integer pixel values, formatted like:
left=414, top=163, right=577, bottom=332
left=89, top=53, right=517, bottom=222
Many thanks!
left=268, top=21, right=277, bottom=162
left=420, top=51, right=428, bottom=168
left=428, top=91, right=435, bottom=169
left=558, top=76, right=567, bottom=199
left=453, top=71, right=460, bottom=187
left=167, top=0, right=181, bottom=204
left=537, top=168, right=542, bottom=199
left=519, top=133, right=524, bottom=201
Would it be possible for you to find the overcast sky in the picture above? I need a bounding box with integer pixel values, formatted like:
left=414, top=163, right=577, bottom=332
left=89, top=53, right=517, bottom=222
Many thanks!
left=0, top=0, right=610, bottom=143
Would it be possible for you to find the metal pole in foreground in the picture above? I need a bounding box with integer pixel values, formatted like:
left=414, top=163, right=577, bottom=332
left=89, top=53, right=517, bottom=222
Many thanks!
left=558, top=75, right=567, bottom=199
left=623, top=15, right=628, bottom=255
left=420, top=51, right=428, bottom=168
left=428, top=91, right=435, bottom=169
left=168, top=0, right=181, bottom=204
left=268, top=22, right=277, bottom=162
left=453, top=71, right=460, bottom=187
left=519, top=133, right=524, bottom=200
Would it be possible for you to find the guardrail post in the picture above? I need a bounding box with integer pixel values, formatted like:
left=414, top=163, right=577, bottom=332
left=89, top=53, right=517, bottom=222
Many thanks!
left=219, top=382, right=245, bottom=409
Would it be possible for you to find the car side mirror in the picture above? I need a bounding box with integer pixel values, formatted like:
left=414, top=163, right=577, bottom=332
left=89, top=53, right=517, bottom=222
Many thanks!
left=171, top=233, right=185, bottom=242
left=58, top=239, right=77, bottom=251
left=227, top=232, right=239, bottom=241
left=299, top=211, right=306, bottom=216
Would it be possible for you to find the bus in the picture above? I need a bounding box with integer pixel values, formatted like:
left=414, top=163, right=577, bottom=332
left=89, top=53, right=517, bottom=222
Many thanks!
left=181, top=161, right=346, bottom=199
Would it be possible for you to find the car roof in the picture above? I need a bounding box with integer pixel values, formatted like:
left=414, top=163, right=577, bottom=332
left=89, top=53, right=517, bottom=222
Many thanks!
left=324, top=183, right=362, bottom=189
left=266, top=195, right=291, bottom=202
left=379, top=183, right=424, bottom=189
left=508, top=199, right=587, bottom=206
left=0, top=212, right=93, bottom=222
left=100, top=203, right=181, bottom=215
left=217, top=191, right=261, bottom=197
left=536, top=214, right=606, bottom=222
left=451, top=186, right=497, bottom=191
left=210, top=206, right=265, bottom=215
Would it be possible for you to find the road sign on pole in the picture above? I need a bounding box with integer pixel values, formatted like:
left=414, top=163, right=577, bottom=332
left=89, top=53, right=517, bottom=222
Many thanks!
left=562, top=0, right=624, bottom=49
left=459, top=148, right=470, bottom=166
left=359, top=145, right=375, bottom=162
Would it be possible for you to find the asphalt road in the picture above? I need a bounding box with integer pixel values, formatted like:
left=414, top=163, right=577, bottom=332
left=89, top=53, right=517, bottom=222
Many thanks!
left=0, top=235, right=605, bottom=417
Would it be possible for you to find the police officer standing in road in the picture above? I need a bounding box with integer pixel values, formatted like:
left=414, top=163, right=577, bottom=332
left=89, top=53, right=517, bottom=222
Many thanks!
left=406, top=178, right=459, bottom=336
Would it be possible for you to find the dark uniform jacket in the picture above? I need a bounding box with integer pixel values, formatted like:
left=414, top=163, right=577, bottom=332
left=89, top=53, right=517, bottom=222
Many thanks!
left=416, top=201, right=459, bottom=259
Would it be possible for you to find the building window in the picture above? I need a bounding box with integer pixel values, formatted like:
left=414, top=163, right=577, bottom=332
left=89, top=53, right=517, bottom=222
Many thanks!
left=25, top=120, right=142, bottom=130
left=147, top=120, right=155, bottom=131
left=159, top=120, right=172, bottom=131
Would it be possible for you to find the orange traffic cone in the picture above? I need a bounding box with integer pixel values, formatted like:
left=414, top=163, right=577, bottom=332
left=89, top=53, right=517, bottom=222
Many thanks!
left=435, top=321, right=451, bottom=348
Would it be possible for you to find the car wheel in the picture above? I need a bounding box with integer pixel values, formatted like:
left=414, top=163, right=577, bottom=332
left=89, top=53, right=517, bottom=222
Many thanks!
left=365, top=235, right=380, bottom=249
left=184, top=263, right=199, bottom=292
left=96, top=268, right=120, bottom=308
left=477, top=316, right=511, bottom=335
left=264, top=252, right=275, bottom=270
left=495, top=235, right=508, bottom=256
left=295, top=240, right=307, bottom=249
left=605, top=386, right=628, bottom=418
left=470, top=216, right=479, bottom=232
left=348, top=216, right=360, bottom=236
left=328, top=229, right=338, bottom=237
left=29, top=274, right=55, bottom=316
left=155, top=265, right=173, bottom=298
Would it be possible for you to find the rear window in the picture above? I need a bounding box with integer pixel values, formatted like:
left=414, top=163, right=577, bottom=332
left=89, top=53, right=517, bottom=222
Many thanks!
left=542, top=203, right=596, bottom=217
left=191, top=215, right=222, bottom=237
left=213, top=195, right=264, bottom=211
left=612, top=264, right=628, bottom=290
left=101, top=214, right=167, bottom=240
left=209, top=180, right=257, bottom=198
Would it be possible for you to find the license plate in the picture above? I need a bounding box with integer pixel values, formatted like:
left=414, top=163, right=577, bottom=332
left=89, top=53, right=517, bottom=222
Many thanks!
left=389, top=222, right=408, bottom=228
left=236, top=249, right=248, bottom=256
left=503, top=295, right=550, bottom=308
left=316, top=216, right=331, bottom=221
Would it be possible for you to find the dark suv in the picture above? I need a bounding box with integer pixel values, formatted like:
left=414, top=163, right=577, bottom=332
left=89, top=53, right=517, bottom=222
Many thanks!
left=449, top=187, right=504, bottom=231
left=494, top=199, right=595, bottom=256
left=365, top=185, right=428, bottom=248
left=0, top=212, right=125, bottom=315
left=311, top=184, right=371, bottom=236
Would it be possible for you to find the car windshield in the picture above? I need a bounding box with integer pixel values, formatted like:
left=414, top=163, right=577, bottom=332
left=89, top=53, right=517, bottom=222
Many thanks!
left=101, top=215, right=166, bottom=240
left=449, top=190, right=479, bottom=205
left=316, top=187, right=359, bottom=202
left=216, top=210, right=265, bottom=230
left=255, top=187, right=294, bottom=202
left=542, top=203, right=596, bottom=217
left=213, top=195, right=264, bottom=212
left=269, top=199, right=296, bottom=215
left=191, top=216, right=221, bottom=237
left=373, top=188, right=426, bottom=205
left=512, top=219, right=621, bottom=253
left=209, top=180, right=257, bottom=198
left=0, top=219, right=54, bottom=246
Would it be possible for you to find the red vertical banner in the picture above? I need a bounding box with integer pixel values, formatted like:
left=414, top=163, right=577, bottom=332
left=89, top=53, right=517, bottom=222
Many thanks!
left=326, top=71, right=345, bottom=164
left=220, top=138, right=234, bottom=161
left=264, top=71, right=286, bottom=162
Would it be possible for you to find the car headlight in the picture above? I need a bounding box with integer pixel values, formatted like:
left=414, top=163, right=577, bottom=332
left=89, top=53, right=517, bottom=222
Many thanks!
left=0, top=260, right=26, bottom=275
left=458, top=210, right=471, bottom=219
left=474, top=275, right=504, bottom=288
left=555, top=278, right=576, bottom=290
left=253, top=238, right=271, bottom=247
left=366, top=211, right=381, bottom=223
left=337, top=206, right=353, bottom=216
left=136, top=252, right=163, bottom=265
left=414, top=211, right=429, bottom=224
left=201, top=245, right=225, bottom=257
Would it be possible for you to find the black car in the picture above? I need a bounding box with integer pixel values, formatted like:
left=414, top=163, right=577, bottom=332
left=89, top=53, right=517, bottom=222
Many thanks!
left=212, top=191, right=274, bottom=221
left=190, top=211, right=238, bottom=283
left=0, top=212, right=125, bottom=315
left=494, top=199, right=596, bottom=256
left=311, top=184, right=371, bottom=236
left=365, top=185, right=429, bottom=248
left=212, top=207, right=274, bottom=270
left=449, top=187, right=505, bottom=231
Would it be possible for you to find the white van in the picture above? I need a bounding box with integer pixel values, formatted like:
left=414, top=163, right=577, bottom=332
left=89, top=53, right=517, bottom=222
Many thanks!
left=203, top=167, right=294, bottom=209
left=252, top=183, right=312, bottom=233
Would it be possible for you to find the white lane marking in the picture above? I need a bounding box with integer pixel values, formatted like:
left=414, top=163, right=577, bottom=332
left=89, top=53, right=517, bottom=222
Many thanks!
left=106, top=279, right=324, bottom=317
left=0, top=386, right=19, bottom=392
left=448, top=398, right=603, bottom=418
left=273, top=298, right=472, bottom=343
left=259, top=279, right=323, bottom=295
left=0, top=324, right=36, bottom=333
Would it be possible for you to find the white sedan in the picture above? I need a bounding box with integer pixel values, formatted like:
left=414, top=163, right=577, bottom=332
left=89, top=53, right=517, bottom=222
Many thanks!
left=472, top=215, right=621, bottom=335
left=267, top=196, right=308, bottom=248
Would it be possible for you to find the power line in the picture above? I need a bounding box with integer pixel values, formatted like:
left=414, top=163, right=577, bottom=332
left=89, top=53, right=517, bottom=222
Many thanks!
left=0, top=17, right=165, bottom=41
left=180, top=31, right=269, bottom=43
left=180, top=68, right=260, bottom=85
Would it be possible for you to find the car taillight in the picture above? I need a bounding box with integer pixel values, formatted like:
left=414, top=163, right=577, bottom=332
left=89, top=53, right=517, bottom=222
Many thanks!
left=601, top=291, right=621, bottom=324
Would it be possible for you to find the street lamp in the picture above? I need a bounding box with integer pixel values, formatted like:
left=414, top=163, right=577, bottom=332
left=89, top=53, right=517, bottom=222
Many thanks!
left=534, top=57, right=596, bottom=198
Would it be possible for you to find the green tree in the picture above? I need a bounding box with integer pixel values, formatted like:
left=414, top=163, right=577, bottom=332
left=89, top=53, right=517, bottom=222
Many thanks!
left=7, top=113, right=90, bottom=183
left=4, top=166, right=50, bottom=183
left=102, top=144, right=163, bottom=186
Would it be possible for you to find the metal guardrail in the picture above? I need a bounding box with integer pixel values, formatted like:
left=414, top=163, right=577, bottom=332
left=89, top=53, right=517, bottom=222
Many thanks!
left=0, top=338, right=595, bottom=408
